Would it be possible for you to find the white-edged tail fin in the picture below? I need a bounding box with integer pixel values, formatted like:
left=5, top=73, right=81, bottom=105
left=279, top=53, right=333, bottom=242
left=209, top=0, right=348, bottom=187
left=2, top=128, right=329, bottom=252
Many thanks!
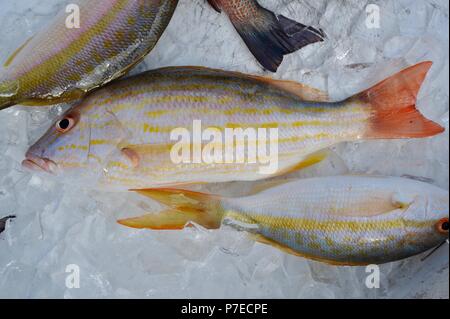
left=359, top=61, right=445, bottom=139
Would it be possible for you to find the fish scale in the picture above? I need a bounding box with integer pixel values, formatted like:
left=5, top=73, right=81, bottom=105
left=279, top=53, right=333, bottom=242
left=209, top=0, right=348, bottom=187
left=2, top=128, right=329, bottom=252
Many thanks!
left=24, top=63, right=444, bottom=191
left=83, top=68, right=365, bottom=188
left=118, top=176, right=449, bottom=265
left=0, top=0, right=178, bottom=110
left=218, top=176, right=449, bottom=264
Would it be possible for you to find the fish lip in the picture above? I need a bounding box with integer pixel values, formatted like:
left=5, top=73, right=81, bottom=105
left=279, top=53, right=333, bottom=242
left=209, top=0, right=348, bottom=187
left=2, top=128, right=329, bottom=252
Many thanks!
left=22, top=155, right=58, bottom=175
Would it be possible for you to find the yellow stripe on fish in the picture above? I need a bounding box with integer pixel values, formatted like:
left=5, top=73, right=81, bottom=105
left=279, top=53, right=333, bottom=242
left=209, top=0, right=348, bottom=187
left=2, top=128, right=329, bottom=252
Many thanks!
left=118, top=176, right=449, bottom=266
left=0, top=0, right=179, bottom=110
left=23, top=63, right=444, bottom=191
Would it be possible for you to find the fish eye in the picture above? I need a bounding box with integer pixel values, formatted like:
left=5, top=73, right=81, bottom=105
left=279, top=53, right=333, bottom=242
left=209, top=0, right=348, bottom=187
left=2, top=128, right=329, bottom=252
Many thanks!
left=436, top=218, right=449, bottom=235
left=55, top=115, right=77, bottom=133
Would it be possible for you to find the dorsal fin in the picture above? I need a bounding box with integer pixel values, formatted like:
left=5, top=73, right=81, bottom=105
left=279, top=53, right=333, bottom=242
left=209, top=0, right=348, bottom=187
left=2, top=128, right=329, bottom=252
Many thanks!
left=156, top=66, right=329, bottom=102
left=247, top=75, right=329, bottom=102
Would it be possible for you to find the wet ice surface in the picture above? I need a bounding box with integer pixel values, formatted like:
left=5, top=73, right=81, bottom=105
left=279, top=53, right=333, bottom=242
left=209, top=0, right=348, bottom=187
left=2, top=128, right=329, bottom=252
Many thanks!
left=0, top=0, right=449, bottom=298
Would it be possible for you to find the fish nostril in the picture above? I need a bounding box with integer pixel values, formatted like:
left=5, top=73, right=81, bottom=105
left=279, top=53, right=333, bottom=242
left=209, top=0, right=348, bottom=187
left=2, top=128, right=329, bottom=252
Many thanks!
left=25, top=145, right=45, bottom=160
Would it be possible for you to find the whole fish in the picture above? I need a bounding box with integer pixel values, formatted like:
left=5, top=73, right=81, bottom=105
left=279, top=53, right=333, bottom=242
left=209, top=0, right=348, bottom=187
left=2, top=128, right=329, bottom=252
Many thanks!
left=23, top=62, right=444, bottom=190
left=207, top=0, right=325, bottom=72
left=0, top=215, right=15, bottom=235
left=118, top=176, right=450, bottom=266
left=0, top=0, right=178, bottom=111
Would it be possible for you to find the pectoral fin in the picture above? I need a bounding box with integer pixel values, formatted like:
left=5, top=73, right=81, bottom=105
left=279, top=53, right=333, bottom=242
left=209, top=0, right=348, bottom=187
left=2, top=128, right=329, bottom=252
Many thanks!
left=118, top=143, right=173, bottom=157
left=116, top=143, right=173, bottom=168
left=278, top=150, right=329, bottom=176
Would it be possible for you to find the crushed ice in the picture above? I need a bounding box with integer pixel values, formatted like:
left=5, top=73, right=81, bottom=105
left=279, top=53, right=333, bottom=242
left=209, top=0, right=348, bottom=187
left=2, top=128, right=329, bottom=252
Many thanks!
left=0, top=0, right=448, bottom=298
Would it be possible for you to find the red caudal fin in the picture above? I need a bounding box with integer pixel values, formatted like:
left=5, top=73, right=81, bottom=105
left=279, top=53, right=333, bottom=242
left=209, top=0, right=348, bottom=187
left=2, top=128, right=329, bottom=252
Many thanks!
left=359, top=62, right=445, bottom=139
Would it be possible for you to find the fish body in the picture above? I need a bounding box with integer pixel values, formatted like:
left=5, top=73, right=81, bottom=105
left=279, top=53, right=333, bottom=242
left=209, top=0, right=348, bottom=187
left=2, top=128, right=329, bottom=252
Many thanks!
left=120, top=176, right=450, bottom=265
left=23, top=62, right=444, bottom=191
left=0, top=0, right=178, bottom=110
left=207, top=0, right=325, bottom=72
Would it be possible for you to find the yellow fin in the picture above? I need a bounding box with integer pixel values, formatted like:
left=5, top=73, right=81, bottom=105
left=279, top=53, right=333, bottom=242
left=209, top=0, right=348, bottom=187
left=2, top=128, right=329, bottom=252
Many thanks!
left=250, top=234, right=368, bottom=266
left=118, top=208, right=220, bottom=230
left=4, top=36, right=33, bottom=67
left=123, top=188, right=224, bottom=230
left=132, top=188, right=219, bottom=209
left=118, top=143, right=173, bottom=157
left=278, top=150, right=329, bottom=176
left=248, top=75, right=329, bottom=102
left=0, top=81, right=18, bottom=110
left=248, top=179, right=296, bottom=195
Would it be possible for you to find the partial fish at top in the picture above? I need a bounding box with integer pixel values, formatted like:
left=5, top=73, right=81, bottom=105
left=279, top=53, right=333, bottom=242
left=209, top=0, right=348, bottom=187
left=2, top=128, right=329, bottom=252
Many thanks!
left=207, top=0, right=325, bottom=72
left=0, top=0, right=179, bottom=111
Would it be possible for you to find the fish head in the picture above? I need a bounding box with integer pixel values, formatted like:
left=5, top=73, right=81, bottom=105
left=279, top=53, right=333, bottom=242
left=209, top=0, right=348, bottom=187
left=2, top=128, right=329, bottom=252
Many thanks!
left=399, top=181, right=449, bottom=250
left=23, top=100, right=127, bottom=184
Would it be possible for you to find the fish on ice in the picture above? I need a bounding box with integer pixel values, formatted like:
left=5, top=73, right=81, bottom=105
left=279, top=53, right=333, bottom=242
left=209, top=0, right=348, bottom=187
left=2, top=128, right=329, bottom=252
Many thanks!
left=119, top=176, right=450, bottom=266
left=207, top=0, right=325, bottom=72
left=0, top=0, right=179, bottom=111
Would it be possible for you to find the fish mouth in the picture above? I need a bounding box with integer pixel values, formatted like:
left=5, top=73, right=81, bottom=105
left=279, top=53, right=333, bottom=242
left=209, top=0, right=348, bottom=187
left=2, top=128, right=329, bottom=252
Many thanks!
left=22, top=155, right=58, bottom=175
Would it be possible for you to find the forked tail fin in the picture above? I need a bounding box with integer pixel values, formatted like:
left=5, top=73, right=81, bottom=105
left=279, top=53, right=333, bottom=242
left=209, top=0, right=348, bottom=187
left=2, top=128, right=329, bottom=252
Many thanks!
left=118, top=188, right=224, bottom=230
left=358, top=61, right=445, bottom=139
left=208, top=0, right=325, bottom=72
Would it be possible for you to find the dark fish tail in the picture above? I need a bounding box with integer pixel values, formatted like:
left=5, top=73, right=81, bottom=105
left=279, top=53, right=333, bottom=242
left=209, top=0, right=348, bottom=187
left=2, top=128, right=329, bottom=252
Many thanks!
left=208, top=1, right=325, bottom=72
